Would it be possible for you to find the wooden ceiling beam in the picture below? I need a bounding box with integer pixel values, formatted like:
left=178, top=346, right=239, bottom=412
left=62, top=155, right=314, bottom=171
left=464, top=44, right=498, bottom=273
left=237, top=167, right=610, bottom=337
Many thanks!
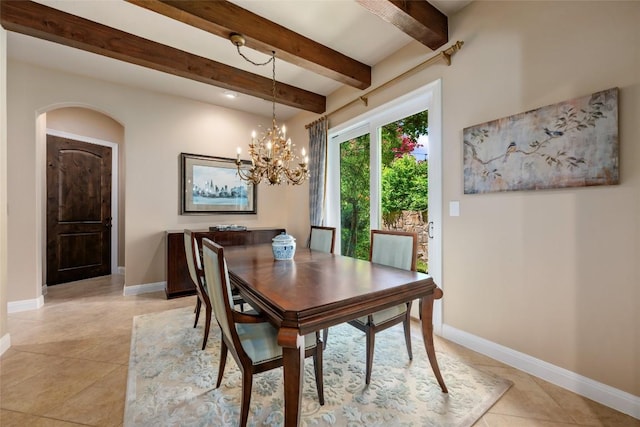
left=126, top=0, right=372, bottom=90
left=0, top=0, right=326, bottom=114
left=357, top=0, right=448, bottom=50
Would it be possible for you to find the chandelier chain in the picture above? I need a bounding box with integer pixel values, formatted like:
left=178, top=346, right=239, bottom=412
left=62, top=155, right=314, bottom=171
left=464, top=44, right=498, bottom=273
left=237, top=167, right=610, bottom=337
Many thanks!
left=271, top=53, right=276, bottom=121
left=231, top=36, right=308, bottom=185
left=234, top=45, right=278, bottom=121
left=234, top=44, right=274, bottom=67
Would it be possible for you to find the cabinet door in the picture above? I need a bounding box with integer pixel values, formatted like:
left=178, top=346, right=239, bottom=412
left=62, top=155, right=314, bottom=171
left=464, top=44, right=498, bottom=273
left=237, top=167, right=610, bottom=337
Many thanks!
left=251, top=229, right=285, bottom=244
left=166, top=232, right=195, bottom=298
left=210, top=231, right=249, bottom=246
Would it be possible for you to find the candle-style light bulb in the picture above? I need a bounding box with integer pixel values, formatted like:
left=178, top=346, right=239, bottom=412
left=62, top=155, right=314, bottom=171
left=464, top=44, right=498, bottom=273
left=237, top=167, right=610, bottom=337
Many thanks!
left=251, top=130, right=256, bottom=141
left=304, top=155, right=309, bottom=164
left=282, top=125, right=286, bottom=137
left=301, top=147, right=306, bottom=157
left=236, top=147, right=241, bottom=160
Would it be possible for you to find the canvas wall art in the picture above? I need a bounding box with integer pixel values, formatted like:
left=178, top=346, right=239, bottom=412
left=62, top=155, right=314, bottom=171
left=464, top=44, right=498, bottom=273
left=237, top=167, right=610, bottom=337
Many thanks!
left=463, top=88, right=618, bottom=194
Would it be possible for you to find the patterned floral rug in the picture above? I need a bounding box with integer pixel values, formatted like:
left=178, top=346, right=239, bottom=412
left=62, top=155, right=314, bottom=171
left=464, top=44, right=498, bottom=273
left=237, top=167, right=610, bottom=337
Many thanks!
left=125, top=307, right=511, bottom=427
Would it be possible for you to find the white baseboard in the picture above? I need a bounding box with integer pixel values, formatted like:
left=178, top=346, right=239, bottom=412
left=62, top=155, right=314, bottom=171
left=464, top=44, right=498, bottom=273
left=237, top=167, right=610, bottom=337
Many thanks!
left=0, top=333, right=11, bottom=356
left=441, top=324, right=640, bottom=420
left=122, top=281, right=165, bottom=296
left=7, top=295, right=44, bottom=313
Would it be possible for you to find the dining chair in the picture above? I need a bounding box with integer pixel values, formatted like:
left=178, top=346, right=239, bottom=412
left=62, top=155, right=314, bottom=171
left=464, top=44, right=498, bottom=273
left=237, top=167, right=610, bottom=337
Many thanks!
left=184, top=229, right=213, bottom=351
left=309, top=225, right=336, bottom=348
left=184, top=229, right=246, bottom=350
left=201, top=238, right=325, bottom=427
left=347, top=229, right=418, bottom=385
left=309, top=225, right=336, bottom=254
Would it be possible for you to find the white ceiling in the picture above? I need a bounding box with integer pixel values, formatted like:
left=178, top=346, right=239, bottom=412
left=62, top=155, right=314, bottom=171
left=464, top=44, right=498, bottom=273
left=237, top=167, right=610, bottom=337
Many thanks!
left=6, top=0, right=470, bottom=119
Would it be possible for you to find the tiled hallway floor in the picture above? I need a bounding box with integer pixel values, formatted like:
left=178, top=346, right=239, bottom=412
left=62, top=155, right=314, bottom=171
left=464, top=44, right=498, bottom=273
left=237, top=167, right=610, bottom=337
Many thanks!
left=1, top=275, right=638, bottom=426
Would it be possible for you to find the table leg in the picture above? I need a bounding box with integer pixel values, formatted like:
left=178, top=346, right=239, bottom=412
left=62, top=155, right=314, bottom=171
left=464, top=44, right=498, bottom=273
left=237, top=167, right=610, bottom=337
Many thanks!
left=421, top=293, right=448, bottom=393
left=278, top=326, right=304, bottom=426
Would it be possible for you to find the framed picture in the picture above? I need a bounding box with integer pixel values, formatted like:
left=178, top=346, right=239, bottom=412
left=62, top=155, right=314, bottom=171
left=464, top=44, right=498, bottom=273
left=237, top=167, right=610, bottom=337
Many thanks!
left=463, top=87, right=618, bottom=194
left=180, top=153, right=256, bottom=214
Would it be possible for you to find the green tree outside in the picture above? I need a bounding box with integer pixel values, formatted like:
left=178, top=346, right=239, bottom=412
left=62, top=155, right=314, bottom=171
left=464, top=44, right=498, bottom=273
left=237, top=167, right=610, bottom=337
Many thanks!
left=381, top=154, right=428, bottom=225
left=340, top=135, right=370, bottom=259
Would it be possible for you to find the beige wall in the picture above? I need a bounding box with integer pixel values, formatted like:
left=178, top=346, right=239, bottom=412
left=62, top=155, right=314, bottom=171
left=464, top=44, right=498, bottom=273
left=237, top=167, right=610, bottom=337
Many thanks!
left=442, top=0, right=639, bottom=398
left=289, top=1, right=640, bottom=398
left=6, top=61, right=289, bottom=300
left=1, top=29, right=8, bottom=340
left=46, top=107, right=126, bottom=267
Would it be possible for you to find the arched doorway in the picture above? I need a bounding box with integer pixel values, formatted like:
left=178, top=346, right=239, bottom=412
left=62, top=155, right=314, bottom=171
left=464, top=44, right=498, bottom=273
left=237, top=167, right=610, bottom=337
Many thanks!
left=42, top=106, right=124, bottom=286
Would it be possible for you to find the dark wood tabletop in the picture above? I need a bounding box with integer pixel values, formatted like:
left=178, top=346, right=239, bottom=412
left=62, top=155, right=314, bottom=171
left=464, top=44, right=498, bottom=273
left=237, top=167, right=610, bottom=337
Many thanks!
left=224, top=243, right=447, bottom=426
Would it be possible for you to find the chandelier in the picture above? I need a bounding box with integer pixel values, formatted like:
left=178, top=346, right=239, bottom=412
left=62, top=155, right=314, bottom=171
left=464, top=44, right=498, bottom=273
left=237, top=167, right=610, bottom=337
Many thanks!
left=231, top=34, right=309, bottom=185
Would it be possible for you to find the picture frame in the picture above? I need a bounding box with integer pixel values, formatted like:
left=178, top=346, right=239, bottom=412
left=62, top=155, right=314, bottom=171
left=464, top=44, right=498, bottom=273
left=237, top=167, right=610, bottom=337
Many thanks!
left=180, top=153, right=256, bottom=214
left=463, top=87, right=618, bottom=194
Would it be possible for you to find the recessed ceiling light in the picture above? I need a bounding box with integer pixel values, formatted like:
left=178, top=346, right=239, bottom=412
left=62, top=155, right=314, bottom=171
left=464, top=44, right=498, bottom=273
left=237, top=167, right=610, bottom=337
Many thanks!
left=223, top=90, right=239, bottom=99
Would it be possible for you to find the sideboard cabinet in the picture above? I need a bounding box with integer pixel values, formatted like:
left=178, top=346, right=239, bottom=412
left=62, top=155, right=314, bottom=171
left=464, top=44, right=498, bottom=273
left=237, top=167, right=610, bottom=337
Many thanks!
left=165, top=227, right=285, bottom=298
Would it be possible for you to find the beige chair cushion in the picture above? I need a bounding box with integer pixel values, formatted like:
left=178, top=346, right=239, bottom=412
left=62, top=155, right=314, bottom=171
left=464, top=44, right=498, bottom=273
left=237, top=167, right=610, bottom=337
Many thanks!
left=352, top=304, right=407, bottom=327
left=236, top=322, right=318, bottom=365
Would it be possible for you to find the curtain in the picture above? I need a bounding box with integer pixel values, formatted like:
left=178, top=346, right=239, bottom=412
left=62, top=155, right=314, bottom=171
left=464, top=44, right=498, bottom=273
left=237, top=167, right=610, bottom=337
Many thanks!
left=308, top=117, right=328, bottom=227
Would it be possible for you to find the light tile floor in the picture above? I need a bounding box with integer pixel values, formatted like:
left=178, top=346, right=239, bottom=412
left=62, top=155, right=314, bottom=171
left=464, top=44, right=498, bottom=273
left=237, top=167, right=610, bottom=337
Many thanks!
left=1, top=275, right=638, bottom=426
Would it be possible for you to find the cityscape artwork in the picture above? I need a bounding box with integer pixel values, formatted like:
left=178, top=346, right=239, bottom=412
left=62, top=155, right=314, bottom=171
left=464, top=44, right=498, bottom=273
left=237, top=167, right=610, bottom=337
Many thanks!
left=180, top=153, right=256, bottom=214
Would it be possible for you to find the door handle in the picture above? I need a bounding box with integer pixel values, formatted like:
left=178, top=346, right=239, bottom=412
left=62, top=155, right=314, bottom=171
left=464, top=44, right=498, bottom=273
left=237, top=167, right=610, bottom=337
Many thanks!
left=427, top=221, right=434, bottom=239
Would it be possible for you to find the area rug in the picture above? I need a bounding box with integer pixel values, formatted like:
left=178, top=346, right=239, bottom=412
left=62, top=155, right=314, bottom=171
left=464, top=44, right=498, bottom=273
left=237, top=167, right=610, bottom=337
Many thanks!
left=124, top=307, right=511, bottom=426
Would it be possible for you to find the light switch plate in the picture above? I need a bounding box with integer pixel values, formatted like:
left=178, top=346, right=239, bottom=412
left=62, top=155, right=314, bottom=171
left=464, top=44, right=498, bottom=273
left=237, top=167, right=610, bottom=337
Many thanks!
left=449, top=201, right=460, bottom=217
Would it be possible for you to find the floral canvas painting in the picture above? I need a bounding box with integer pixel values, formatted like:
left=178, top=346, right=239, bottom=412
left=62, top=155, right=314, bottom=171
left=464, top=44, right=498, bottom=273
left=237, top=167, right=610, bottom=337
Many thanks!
left=463, top=88, right=618, bottom=194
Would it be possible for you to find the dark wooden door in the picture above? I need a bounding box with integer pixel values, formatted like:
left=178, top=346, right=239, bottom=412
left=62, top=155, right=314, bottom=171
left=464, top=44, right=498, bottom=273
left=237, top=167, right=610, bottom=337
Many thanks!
left=46, top=135, right=112, bottom=285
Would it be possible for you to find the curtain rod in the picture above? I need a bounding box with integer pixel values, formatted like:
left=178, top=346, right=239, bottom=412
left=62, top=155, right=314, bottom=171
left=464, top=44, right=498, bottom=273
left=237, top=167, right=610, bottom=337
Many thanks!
left=305, top=40, right=464, bottom=129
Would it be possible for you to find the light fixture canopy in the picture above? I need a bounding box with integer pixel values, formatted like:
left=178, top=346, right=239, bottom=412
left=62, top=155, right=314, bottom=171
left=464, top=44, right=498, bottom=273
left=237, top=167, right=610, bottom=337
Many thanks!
left=223, top=90, right=239, bottom=99
left=231, top=33, right=309, bottom=185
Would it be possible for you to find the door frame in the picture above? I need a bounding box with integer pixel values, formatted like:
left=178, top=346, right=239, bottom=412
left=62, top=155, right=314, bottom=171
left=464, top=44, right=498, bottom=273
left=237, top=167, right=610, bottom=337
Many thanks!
left=326, top=79, right=443, bottom=333
left=45, top=128, right=119, bottom=276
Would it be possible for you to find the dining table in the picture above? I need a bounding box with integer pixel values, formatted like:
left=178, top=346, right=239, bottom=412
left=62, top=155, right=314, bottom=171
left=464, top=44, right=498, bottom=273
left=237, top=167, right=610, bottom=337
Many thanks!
left=224, top=243, right=448, bottom=427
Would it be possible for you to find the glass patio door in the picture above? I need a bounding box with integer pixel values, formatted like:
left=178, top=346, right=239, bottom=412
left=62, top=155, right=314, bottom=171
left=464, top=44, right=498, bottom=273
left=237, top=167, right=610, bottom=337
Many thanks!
left=331, top=111, right=429, bottom=272
left=327, top=80, right=443, bottom=328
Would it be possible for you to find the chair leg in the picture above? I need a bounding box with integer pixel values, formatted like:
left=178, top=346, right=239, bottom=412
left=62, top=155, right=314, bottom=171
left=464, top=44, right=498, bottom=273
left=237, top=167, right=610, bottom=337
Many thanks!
left=193, top=298, right=201, bottom=328
left=201, top=305, right=212, bottom=350
left=239, top=370, right=253, bottom=427
left=216, top=340, right=228, bottom=388
left=313, top=340, right=325, bottom=405
left=322, top=328, right=329, bottom=350
left=365, top=326, right=375, bottom=385
left=403, top=312, right=413, bottom=361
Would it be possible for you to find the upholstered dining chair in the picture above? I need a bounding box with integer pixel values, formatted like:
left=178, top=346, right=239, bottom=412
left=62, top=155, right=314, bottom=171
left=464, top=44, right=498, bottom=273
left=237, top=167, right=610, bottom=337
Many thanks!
left=309, top=225, right=336, bottom=348
left=184, top=230, right=247, bottom=350
left=309, top=225, right=336, bottom=254
left=184, top=229, right=213, bottom=350
left=347, top=229, right=418, bottom=385
left=201, top=238, right=325, bottom=427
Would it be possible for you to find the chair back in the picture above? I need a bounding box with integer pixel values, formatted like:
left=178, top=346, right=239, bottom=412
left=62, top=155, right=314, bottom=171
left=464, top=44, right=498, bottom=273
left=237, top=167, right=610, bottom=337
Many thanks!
left=369, top=230, right=417, bottom=271
left=309, top=226, right=336, bottom=253
left=201, top=238, right=238, bottom=349
left=183, top=230, right=201, bottom=288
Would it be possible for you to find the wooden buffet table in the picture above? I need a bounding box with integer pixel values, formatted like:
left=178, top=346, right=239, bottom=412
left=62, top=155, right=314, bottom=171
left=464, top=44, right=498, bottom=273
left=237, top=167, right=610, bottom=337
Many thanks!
left=224, top=244, right=448, bottom=427
left=165, top=228, right=285, bottom=298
